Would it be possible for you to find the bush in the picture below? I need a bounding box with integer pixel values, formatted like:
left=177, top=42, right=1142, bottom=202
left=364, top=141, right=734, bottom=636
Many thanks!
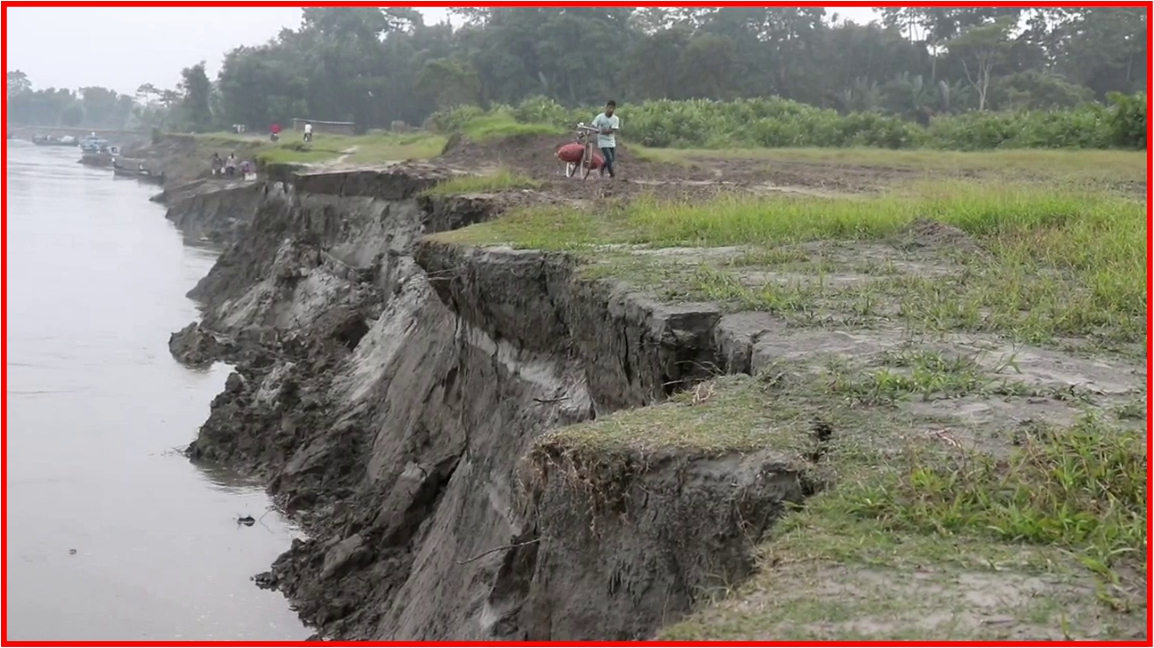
left=1106, top=91, right=1147, bottom=149
left=428, top=94, right=1147, bottom=151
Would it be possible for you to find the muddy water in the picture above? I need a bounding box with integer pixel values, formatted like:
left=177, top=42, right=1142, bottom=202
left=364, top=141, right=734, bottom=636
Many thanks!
left=5, top=142, right=308, bottom=641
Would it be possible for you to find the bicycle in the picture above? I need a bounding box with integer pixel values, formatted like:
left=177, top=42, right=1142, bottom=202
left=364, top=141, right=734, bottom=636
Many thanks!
left=563, top=123, right=601, bottom=180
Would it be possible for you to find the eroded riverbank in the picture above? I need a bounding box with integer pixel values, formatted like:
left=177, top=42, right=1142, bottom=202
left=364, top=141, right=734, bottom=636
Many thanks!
left=5, top=142, right=309, bottom=641
left=146, top=134, right=1145, bottom=641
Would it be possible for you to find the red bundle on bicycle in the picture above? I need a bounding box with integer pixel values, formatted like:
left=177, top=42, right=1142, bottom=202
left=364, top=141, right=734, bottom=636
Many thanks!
left=556, top=143, right=603, bottom=169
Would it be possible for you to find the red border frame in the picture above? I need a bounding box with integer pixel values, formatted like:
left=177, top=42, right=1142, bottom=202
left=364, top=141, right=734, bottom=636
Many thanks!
left=1, top=2, right=1151, bottom=646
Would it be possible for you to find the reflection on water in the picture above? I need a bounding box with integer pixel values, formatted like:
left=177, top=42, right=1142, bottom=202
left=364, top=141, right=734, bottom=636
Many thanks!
left=5, top=142, right=309, bottom=641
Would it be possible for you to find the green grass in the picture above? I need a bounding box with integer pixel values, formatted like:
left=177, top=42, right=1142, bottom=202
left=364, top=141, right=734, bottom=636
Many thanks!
left=458, top=113, right=562, bottom=141
left=840, top=415, right=1146, bottom=572
left=433, top=181, right=1146, bottom=344
left=825, top=350, right=1002, bottom=406
left=195, top=131, right=445, bottom=167
left=644, top=373, right=1147, bottom=640
left=422, top=167, right=543, bottom=196
left=533, top=375, right=811, bottom=458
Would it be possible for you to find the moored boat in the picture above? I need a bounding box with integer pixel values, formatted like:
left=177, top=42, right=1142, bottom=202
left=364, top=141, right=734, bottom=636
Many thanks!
left=112, top=161, right=165, bottom=185
left=79, top=141, right=121, bottom=167
left=32, top=134, right=78, bottom=146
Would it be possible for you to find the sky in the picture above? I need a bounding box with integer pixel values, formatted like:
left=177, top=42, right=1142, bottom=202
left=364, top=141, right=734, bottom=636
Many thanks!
left=6, top=5, right=879, bottom=96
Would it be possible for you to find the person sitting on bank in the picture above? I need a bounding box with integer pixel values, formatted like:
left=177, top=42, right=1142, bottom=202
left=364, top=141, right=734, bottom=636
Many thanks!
left=225, top=153, right=237, bottom=178
left=210, top=153, right=223, bottom=176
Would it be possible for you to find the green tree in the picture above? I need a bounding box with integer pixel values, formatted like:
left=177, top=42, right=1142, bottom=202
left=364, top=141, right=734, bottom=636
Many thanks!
left=178, top=62, right=214, bottom=131
left=946, top=18, right=1015, bottom=111
left=415, top=58, right=481, bottom=109
left=79, top=86, right=133, bottom=128
left=61, top=103, right=84, bottom=127
left=7, top=70, right=31, bottom=97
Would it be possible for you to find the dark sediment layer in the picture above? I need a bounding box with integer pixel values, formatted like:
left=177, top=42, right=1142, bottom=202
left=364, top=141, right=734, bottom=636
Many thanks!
left=162, top=161, right=819, bottom=640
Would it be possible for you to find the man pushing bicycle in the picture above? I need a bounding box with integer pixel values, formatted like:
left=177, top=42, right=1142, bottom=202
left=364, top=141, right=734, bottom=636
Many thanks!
left=592, top=100, right=620, bottom=179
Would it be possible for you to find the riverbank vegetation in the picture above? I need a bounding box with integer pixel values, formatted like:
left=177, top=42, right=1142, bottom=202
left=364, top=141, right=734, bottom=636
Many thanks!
left=427, top=93, right=1146, bottom=151
left=438, top=177, right=1147, bottom=346
left=8, top=7, right=1146, bottom=151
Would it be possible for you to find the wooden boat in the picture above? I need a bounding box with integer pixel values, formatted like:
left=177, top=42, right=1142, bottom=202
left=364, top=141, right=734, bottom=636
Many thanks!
left=79, top=143, right=121, bottom=167
left=113, top=162, right=165, bottom=185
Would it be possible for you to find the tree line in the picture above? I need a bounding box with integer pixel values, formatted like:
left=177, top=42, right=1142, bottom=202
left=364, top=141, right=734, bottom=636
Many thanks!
left=6, top=6, right=1147, bottom=144
left=216, top=6, right=1147, bottom=132
left=7, top=62, right=213, bottom=132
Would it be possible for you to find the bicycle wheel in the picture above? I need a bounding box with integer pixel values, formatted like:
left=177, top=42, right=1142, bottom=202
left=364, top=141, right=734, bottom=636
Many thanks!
left=581, top=142, right=595, bottom=180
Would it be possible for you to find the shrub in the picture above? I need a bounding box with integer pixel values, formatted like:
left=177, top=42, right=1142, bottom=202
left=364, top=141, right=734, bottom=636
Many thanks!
left=428, top=94, right=1147, bottom=151
left=1106, top=91, right=1147, bottom=149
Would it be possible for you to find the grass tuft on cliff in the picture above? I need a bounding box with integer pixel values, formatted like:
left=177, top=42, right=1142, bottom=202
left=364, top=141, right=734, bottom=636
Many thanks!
left=529, top=352, right=1145, bottom=640
left=658, top=413, right=1148, bottom=641
left=534, top=375, right=814, bottom=458
left=422, top=167, right=543, bottom=196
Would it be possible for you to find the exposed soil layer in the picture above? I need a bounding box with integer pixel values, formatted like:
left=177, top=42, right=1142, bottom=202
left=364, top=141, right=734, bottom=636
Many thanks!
left=147, top=138, right=1146, bottom=641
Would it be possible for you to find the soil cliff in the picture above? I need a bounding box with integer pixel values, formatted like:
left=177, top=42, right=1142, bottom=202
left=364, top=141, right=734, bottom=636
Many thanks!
left=155, top=134, right=1146, bottom=642
left=162, top=162, right=819, bottom=640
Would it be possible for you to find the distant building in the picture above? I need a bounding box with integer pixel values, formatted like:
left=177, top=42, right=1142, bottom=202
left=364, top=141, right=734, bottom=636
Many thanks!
left=292, top=118, right=355, bottom=136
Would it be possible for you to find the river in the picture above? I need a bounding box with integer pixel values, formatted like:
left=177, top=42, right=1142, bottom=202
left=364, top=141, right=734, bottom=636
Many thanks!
left=5, top=142, right=308, bottom=641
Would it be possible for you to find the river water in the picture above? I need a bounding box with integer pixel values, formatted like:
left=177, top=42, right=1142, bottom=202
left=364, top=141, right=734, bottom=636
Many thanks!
left=5, top=142, right=308, bottom=641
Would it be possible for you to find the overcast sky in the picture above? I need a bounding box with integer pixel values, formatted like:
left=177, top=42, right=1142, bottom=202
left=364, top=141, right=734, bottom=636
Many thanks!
left=6, top=6, right=879, bottom=96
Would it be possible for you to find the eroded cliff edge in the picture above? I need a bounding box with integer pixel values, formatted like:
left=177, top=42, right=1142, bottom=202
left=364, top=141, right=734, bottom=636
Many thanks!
left=163, top=164, right=821, bottom=640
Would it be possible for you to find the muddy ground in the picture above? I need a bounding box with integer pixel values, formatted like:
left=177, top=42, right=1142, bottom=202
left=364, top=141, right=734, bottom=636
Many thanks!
left=437, top=133, right=910, bottom=198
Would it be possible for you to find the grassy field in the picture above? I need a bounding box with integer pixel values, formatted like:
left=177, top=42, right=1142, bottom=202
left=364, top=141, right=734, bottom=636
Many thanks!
left=193, top=130, right=447, bottom=167
left=420, top=167, right=542, bottom=197
left=435, top=178, right=1146, bottom=346
left=191, top=113, right=567, bottom=168
left=433, top=149, right=1146, bottom=641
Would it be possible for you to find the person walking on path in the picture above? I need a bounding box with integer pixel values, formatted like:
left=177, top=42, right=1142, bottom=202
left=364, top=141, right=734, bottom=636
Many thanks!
left=303, top=121, right=313, bottom=143
left=592, top=100, right=620, bottom=179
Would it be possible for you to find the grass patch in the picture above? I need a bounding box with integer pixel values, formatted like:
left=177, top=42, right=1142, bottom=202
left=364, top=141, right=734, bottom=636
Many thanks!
left=839, top=415, right=1146, bottom=573
left=825, top=350, right=998, bottom=406
left=422, top=167, right=543, bottom=196
left=651, top=371, right=1146, bottom=640
left=194, top=131, right=445, bottom=167
left=435, top=180, right=1146, bottom=343
left=459, top=113, right=562, bottom=141
left=345, top=132, right=445, bottom=163
left=533, top=375, right=812, bottom=457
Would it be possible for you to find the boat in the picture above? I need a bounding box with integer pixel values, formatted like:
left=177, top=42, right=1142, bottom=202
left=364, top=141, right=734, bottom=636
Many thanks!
left=79, top=141, right=121, bottom=167
left=79, top=135, right=109, bottom=153
left=32, top=134, right=78, bottom=147
left=112, top=161, right=165, bottom=185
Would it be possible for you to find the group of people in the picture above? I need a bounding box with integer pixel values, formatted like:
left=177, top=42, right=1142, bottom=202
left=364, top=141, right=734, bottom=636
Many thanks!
left=207, top=120, right=318, bottom=180
left=210, top=152, right=252, bottom=179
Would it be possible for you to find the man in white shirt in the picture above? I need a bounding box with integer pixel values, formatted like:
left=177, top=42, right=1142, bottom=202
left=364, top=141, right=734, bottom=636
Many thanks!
left=303, top=122, right=314, bottom=142
left=592, top=100, right=620, bottom=179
